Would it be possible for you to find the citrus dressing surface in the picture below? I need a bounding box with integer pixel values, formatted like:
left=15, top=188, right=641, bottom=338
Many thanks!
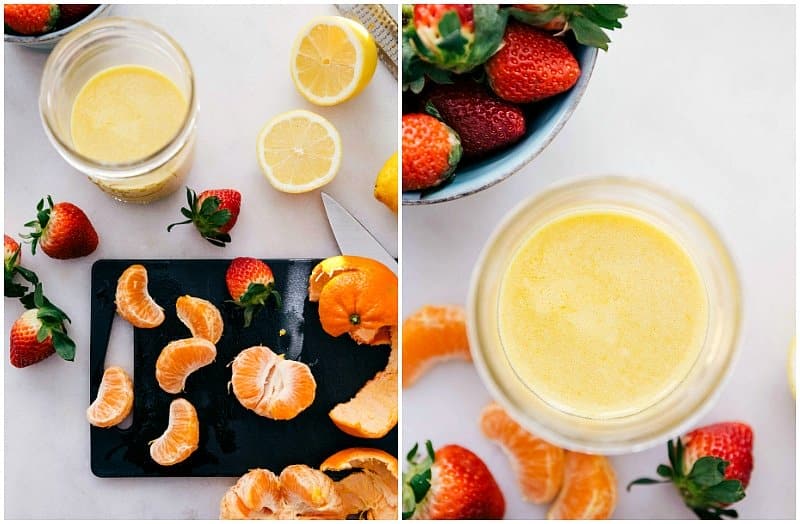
left=71, top=65, right=187, bottom=164
left=498, top=211, right=708, bottom=419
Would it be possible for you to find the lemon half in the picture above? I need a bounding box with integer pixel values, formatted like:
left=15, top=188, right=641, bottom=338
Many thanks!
left=257, top=109, right=342, bottom=193
left=290, top=16, right=378, bottom=106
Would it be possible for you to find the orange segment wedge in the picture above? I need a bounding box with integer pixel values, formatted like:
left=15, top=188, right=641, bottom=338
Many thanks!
left=176, top=295, right=223, bottom=344
left=480, top=402, right=564, bottom=504
left=115, top=264, right=165, bottom=328
left=321, top=448, right=398, bottom=519
left=402, top=305, right=471, bottom=387
left=329, top=342, right=397, bottom=438
left=230, top=346, right=316, bottom=420
left=155, top=337, right=217, bottom=394
left=86, top=366, right=133, bottom=428
left=149, top=398, right=199, bottom=466
left=546, top=452, right=617, bottom=520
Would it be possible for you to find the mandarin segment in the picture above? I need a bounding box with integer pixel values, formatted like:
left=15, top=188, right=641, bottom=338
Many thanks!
left=219, top=468, right=283, bottom=519
left=86, top=366, right=134, bottom=428
left=321, top=448, right=398, bottom=519
left=329, top=343, right=397, bottom=438
left=155, top=337, right=217, bottom=394
left=480, top=402, right=564, bottom=504
left=546, top=452, right=617, bottom=520
left=231, top=346, right=316, bottom=420
left=176, top=295, right=223, bottom=344
left=280, top=465, right=344, bottom=518
left=149, top=398, right=200, bottom=466
left=115, top=264, right=165, bottom=328
left=402, top=305, right=471, bottom=387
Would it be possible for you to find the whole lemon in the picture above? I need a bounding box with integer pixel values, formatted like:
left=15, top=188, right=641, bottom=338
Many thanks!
left=374, top=151, right=398, bottom=213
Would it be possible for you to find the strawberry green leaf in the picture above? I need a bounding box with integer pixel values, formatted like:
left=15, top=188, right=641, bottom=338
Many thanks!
left=568, top=15, right=612, bottom=51
left=51, top=330, right=75, bottom=361
left=406, top=443, right=419, bottom=461
left=593, top=4, right=628, bottom=22
left=687, top=457, right=728, bottom=488
left=656, top=464, right=674, bottom=478
left=15, top=266, right=39, bottom=285
left=408, top=469, right=431, bottom=503
left=627, top=477, right=670, bottom=491
left=704, top=479, right=745, bottom=505
left=507, top=7, right=559, bottom=26
left=582, top=6, right=625, bottom=30
left=36, top=324, right=49, bottom=343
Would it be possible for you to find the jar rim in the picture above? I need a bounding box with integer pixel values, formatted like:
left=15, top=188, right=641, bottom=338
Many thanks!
left=39, top=16, right=196, bottom=180
left=467, top=175, right=742, bottom=454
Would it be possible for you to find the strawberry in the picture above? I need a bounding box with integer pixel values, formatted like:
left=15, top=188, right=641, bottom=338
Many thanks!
left=4, top=234, right=27, bottom=298
left=402, top=113, right=462, bottom=192
left=225, top=257, right=281, bottom=328
left=508, top=4, right=627, bottom=51
left=4, top=4, right=59, bottom=35
left=9, top=283, right=75, bottom=368
left=403, top=441, right=505, bottom=519
left=423, top=81, right=526, bottom=158
left=167, top=187, right=241, bottom=247
left=56, top=4, right=96, bottom=28
left=485, top=22, right=581, bottom=104
left=22, top=196, right=98, bottom=260
left=628, top=422, right=754, bottom=519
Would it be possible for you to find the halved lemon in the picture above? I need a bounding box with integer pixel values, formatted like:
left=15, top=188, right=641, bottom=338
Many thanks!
left=290, top=16, right=378, bottom=106
left=257, top=109, right=342, bottom=193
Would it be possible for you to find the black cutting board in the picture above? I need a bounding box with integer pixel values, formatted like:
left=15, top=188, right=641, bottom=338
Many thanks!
left=90, top=259, right=396, bottom=477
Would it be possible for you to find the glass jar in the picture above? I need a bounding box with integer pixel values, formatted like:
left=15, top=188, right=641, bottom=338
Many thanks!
left=469, top=176, right=741, bottom=454
left=39, top=16, right=197, bottom=204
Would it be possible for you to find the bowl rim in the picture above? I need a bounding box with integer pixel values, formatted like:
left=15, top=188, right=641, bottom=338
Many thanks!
left=403, top=44, right=599, bottom=206
left=4, top=5, right=111, bottom=43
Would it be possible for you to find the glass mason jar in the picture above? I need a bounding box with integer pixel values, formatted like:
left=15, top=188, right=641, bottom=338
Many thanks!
left=469, top=176, right=741, bottom=454
left=39, top=17, right=197, bottom=204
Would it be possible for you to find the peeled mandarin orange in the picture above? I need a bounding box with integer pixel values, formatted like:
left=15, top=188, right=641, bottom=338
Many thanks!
left=155, top=337, right=217, bottom=394
left=220, top=465, right=343, bottom=520
left=546, top=452, right=617, bottom=520
left=149, top=398, right=200, bottom=466
left=231, top=345, right=316, bottom=420
left=115, top=264, right=165, bottom=328
left=86, top=366, right=134, bottom=428
left=321, top=448, right=398, bottom=519
left=280, top=464, right=344, bottom=518
left=176, top=295, right=223, bottom=344
left=402, top=305, right=471, bottom=387
left=480, top=402, right=564, bottom=504
left=329, top=342, right=397, bottom=438
left=219, top=468, right=283, bottom=519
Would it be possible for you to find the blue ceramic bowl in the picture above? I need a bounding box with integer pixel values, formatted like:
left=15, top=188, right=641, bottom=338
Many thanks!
left=403, top=40, right=598, bottom=205
left=4, top=5, right=112, bottom=51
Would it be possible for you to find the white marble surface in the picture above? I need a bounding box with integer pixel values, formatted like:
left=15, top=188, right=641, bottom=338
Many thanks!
left=3, top=4, right=397, bottom=519
left=403, top=5, right=796, bottom=520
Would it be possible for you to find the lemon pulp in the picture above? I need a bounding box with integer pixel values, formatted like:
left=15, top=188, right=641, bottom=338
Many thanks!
left=498, top=211, right=708, bottom=419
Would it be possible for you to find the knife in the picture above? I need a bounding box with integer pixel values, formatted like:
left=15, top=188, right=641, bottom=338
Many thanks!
left=321, top=192, right=398, bottom=274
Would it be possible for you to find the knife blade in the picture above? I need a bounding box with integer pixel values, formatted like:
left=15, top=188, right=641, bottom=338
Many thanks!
left=321, top=192, right=398, bottom=274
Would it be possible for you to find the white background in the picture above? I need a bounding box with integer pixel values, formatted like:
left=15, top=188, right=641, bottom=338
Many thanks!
left=4, top=4, right=397, bottom=519
left=403, top=5, right=795, bottom=519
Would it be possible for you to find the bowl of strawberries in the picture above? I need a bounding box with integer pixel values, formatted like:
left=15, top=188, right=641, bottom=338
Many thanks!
left=4, top=4, right=110, bottom=50
left=402, top=4, right=626, bottom=204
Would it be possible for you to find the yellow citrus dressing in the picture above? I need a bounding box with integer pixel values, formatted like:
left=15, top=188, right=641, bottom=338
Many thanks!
left=498, top=211, right=708, bottom=419
left=71, top=65, right=187, bottom=163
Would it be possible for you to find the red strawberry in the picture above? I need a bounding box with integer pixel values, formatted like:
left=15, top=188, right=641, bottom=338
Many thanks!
left=4, top=4, right=59, bottom=35
left=403, top=441, right=505, bottom=519
left=423, top=81, right=526, bottom=158
left=9, top=284, right=75, bottom=368
left=168, top=187, right=241, bottom=247
left=628, top=422, right=754, bottom=519
left=22, top=196, right=98, bottom=260
left=5, top=234, right=21, bottom=270
left=57, top=4, right=96, bottom=28
left=485, top=22, right=581, bottom=104
left=225, top=257, right=281, bottom=327
left=402, top=113, right=462, bottom=192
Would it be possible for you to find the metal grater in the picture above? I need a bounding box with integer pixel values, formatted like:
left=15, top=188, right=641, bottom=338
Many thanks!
left=335, top=4, right=398, bottom=79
